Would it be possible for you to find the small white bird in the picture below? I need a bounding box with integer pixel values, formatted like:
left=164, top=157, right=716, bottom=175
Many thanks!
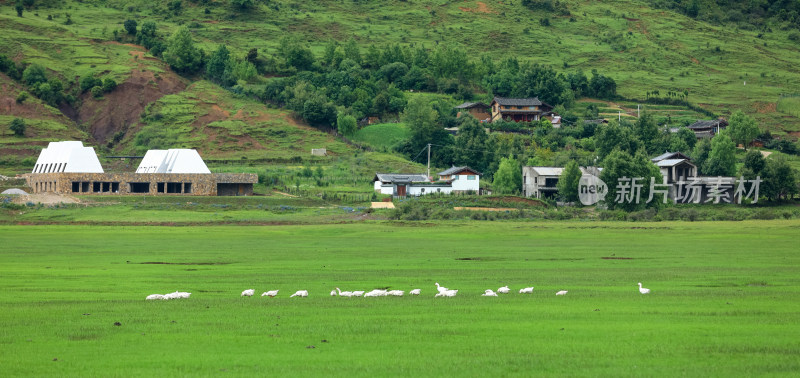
left=638, top=282, right=651, bottom=294
left=336, top=287, right=354, bottom=297
left=435, top=289, right=458, bottom=297
left=363, top=290, right=381, bottom=297
left=290, top=290, right=308, bottom=298
left=241, top=289, right=255, bottom=297
left=330, top=289, right=338, bottom=296
left=497, top=286, right=510, bottom=294
left=435, top=282, right=449, bottom=293
left=409, top=289, right=421, bottom=295
left=556, top=290, right=568, bottom=296
left=261, top=290, right=279, bottom=297
left=519, top=287, right=534, bottom=294
left=482, top=289, right=498, bottom=297
left=146, top=294, right=165, bottom=300
left=352, top=291, right=365, bottom=297
left=387, top=290, right=404, bottom=296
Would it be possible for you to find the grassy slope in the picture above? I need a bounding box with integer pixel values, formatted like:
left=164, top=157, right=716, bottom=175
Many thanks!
left=0, top=221, right=798, bottom=376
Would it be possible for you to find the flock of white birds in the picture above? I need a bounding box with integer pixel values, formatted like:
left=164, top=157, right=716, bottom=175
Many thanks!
left=145, top=283, right=652, bottom=300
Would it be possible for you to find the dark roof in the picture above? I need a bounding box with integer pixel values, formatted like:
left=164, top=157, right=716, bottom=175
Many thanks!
left=374, top=173, right=429, bottom=183
left=438, top=166, right=482, bottom=176
left=492, top=97, right=543, bottom=106
left=688, top=118, right=728, bottom=130
left=651, top=151, right=691, bottom=162
left=455, top=102, right=489, bottom=109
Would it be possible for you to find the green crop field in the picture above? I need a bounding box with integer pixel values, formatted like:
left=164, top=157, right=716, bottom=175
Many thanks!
left=1, top=221, right=799, bottom=376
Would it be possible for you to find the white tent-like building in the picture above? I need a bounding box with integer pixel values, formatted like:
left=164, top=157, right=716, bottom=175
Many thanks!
left=135, top=149, right=211, bottom=174
left=32, top=141, right=104, bottom=174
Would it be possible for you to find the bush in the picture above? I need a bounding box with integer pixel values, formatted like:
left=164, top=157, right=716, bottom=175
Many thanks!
left=80, top=76, right=102, bottom=93
left=16, top=91, right=28, bottom=104
left=90, top=85, right=104, bottom=99
left=10, top=118, right=26, bottom=136
left=788, top=31, right=800, bottom=42
left=123, top=19, right=137, bottom=35
left=102, top=78, right=117, bottom=92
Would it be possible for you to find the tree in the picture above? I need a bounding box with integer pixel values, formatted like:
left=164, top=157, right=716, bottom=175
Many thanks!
left=493, top=156, right=522, bottom=194
left=206, top=45, right=234, bottom=86
left=399, top=96, right=453, bottom=167
left=557, top=160, right=582, bottom=203
left=123, top=19, right=137, bottom=35
left=676, top=127, right=697, bottom=150
left=336, top=113, right=357, bottom=136
left=163, top=26, right=202, bottom=75
left=739, top=149, right=765, bottom=180
left=80, top=75, right=103, bottom=93
left=600, top=149, right=663, bottom=211
left=761, top=157, right=798, bottom=201
left=102, top=78, right=117, bottom=92
left=703, top=131, right=737, bottom=176
left=10, top=118, right=25, bottom=136
left=22, top=64, right=47, bottom=87
left=691, top=138, right=712, bottom=175
left=727, top=110, right=759, bottom=150
left=633, top=112, right=659, bottom=154
left=232, top=0, right=254, bottom=10
left=302, top=95, right=336, bottom=127
left=453, top=116, right=492, bottom=174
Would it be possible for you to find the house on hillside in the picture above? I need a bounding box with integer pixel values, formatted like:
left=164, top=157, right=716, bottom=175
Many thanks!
left=650, top=151, right=740, bottom=203
left=490, top=97, right=554, bottom=123
left=438, top=166, right=481, bottom=193
left=522, top=166, right=602, bottom=199
left=455, top=102, right=491, bottom=122
left=688, top=118, right=728, bottom=138
left=651, top=151, right=696, bottom=184
left=373, top=166, right=481, bottom=197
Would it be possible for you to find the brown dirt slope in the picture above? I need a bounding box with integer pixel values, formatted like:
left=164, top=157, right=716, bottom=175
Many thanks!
left=74, top=45, right=187, bottom=144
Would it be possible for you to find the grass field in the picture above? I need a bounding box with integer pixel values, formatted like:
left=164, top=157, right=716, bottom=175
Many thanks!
left=1, top=220, right=799, bottom=376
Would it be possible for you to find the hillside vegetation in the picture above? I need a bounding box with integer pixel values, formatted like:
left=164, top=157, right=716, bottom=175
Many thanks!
left=1, top=0, right=799, bottom=181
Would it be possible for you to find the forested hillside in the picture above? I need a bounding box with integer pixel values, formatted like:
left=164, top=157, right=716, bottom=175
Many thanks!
left=1, top=0, right=799, bottom=185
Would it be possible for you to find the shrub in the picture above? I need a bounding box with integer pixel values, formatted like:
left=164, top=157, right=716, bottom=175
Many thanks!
left=10, top=118, right=26, bottom=136
left=789, top=31, right=800, bottom=42
left=102, top=78, right=117, bottom=92
left=123, top=19, right=137, bottom=35
left=90, top=85, right=104, bottom=99
left=16, top=91, right=28, bottom=104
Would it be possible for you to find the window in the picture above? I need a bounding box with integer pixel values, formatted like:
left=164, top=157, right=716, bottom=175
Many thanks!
left=157, top=182, right=165, bottom=193
left=467, top=175, right=476, bottom=180
left=93, top=182, right=101, bottom=193
left=111, top=182, right=119, bottom=193
left=129, top=183, right=150, bottom=193
left=184, top=183, right=192, bottom=194
left=81, top=182, right=89, bottom=192
left=102, top=182, right=110, bottom=192
left=72, top=182, right=80, bottom=193
left=421, top=188, right=425, bottom=193
left=167, top=182, right=182, bottom=193
left=524, top=175, right=527, bottom=184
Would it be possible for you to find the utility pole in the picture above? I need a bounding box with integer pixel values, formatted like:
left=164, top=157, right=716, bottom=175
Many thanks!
left=427, top=143, right=431, bottom=180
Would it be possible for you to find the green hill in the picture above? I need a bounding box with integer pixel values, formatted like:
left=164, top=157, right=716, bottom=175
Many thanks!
left=1, top=0, right=799, bottom=175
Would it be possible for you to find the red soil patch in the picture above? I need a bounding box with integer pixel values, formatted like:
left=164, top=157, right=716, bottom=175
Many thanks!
left=75, top=68, right=187, bottom=143
left=459, top=2, right=493, bottom=13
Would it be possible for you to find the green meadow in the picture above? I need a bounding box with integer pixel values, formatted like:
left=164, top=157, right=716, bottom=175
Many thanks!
left=1, top=221, right=799, bottom=376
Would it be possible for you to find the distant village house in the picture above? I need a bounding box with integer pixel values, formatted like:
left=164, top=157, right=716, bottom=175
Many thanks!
left=490, top=97, right=554, bottom=123
left=373, top=166, right=481, bottom=197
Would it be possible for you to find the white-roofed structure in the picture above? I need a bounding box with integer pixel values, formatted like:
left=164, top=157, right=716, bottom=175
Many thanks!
left=136, top=149, right=211, bottom=174
left=32, top=141, right=104, bottom=174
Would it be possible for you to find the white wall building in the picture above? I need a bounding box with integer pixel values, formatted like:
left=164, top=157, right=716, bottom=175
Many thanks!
left=136, top=149, right=211, bottom=174
left=32, top=141, right=104, bottom=174
left=373, top=167, right=481, bottom=197
left=437, top=166, right=481, bottom=193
